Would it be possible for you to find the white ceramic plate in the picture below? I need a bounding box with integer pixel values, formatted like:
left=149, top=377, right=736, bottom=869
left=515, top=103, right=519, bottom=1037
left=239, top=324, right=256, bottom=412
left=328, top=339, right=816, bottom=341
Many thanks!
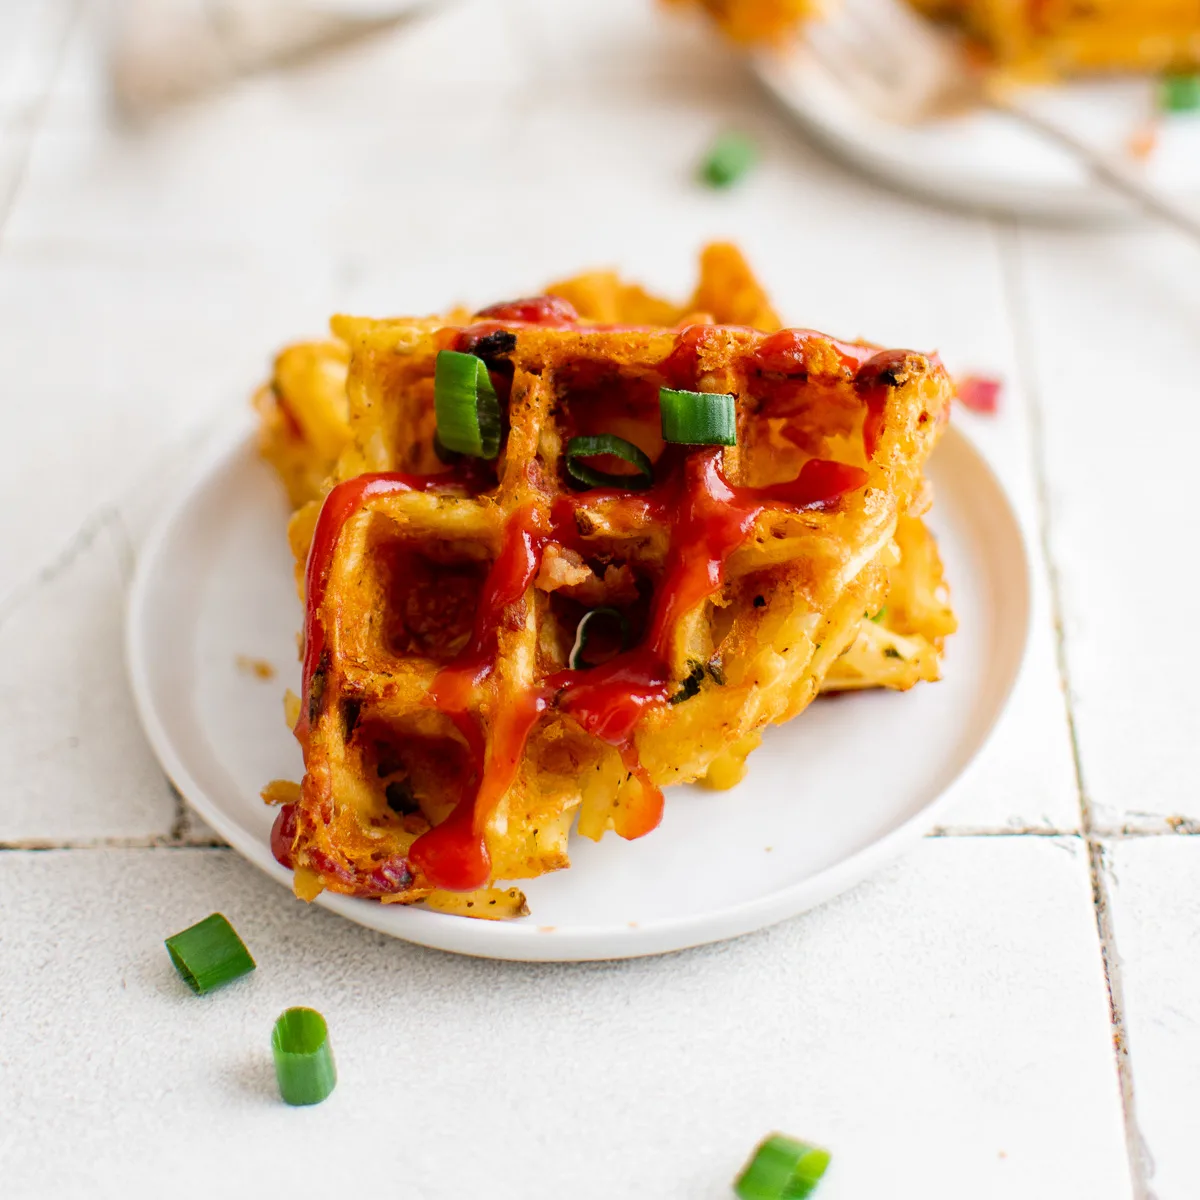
left=127, top=419, right=1029, bottom=961
left=754, top=45, right=1200, bottom=219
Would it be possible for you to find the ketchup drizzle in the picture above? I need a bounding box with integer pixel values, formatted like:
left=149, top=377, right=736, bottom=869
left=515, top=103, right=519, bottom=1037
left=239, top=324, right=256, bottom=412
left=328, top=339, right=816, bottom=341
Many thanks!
left=412, top=504, right=549, bottom=891
left=291, top=325, right=894, bottom=894
left=474, top=295, right=581, bottom=325
left=298, top=471, right=452, bottom=739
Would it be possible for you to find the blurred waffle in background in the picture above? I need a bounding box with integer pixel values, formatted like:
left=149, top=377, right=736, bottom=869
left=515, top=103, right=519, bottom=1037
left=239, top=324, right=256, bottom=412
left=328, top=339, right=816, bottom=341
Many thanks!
left=673, top=0, right=1200, bottom=77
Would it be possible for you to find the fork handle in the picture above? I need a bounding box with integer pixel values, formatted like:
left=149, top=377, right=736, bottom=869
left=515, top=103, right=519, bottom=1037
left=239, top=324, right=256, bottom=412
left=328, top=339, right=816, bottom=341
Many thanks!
left=996, top=97, right=1200, bottom=244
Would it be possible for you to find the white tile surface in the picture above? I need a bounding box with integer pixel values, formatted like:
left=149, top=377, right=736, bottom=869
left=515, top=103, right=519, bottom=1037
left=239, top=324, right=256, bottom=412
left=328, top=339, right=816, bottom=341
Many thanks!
left=511, top=0, right=734, bottom=87
left=0, top=249, right=335, bottom=596
left=3, top=2, right=1194, bottom=1194
left=0, top=0, right=77, bottom=127
left=45, top=0, right=532, bottom=131
left=1014, top=228, right=1200, bottom=832
left=0, top=837, right=1129, bottom=1200
left=0, top=503, right=175, bottom=841
left=1105, top=837, right=1200, bottom=1200
left=0, top=129, right=29, bottom=228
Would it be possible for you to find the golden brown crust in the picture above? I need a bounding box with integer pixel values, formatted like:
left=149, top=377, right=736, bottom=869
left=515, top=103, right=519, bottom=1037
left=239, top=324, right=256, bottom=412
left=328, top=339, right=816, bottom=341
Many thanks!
left=276, top=317, right=952, bottom=905
left=253, top=245, right=957, bottom=916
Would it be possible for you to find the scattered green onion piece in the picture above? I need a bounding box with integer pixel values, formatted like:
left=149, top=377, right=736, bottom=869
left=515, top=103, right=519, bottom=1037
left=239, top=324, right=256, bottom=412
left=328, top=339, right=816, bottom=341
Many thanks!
left=164, top=913, right=256, bottom=995
left=1160, top=73, right=1200, bottom=113
left=870, top=607, right=886, bottom=623
left=272, top=1007, right=337, bottom=1106
left=734, top=1134, right=831, bottom=1200
left=434, top=349, right=501, bottom=459
left=569, top=607, right=630, bottom=669
left=700, top=131, right=757, bottom=188
left=659, top=387, right=737, bottom=446
left=565, top=434, right=654, bottom=490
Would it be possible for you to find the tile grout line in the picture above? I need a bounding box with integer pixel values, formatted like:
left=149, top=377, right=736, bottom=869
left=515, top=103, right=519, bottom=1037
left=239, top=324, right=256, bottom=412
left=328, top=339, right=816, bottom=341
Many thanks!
left=0, top=0, right=87, bottom=246
left=0, top=503, right=128, bottom=631
left=995, top=218, right=1155, bottom=1200
left=0, top=837, right=229, bottom=852
left=166, top=779, right=191, bottom=843
left=5, top=827, right=1194, bottom=853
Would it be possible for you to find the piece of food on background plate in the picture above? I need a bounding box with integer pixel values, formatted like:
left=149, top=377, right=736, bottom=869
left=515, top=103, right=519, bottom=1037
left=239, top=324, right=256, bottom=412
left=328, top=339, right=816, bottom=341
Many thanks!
left=664, top=0, right=815, bottom=45
left=670, top=0, right=1200, bottom=77
left=256, top=245, right=956, bottom=916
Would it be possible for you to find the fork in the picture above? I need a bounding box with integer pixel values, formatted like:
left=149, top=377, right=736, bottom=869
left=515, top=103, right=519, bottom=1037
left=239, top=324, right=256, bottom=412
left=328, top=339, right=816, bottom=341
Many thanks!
left=795, top=0, right=1200, bottom=241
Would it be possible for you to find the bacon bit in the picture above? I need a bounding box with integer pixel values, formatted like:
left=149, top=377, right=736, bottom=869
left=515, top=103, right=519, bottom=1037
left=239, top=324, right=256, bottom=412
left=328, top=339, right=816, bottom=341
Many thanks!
left=236, top=654, right=276, bottom=681
left=956, top=375, right=1003, bottom=415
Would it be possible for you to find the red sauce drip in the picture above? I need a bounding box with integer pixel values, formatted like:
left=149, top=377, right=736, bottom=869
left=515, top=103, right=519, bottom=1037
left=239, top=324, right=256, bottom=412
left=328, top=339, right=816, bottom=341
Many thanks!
left=299, top=472, right=451, bottom=739
left=860, top=389, right=887, bottom=461
left=411, top=503, right=550, bottom=890
left=618, top=755, right=664, bottom=840
left=541, top=649, right=670, bottom=839
left=546, top=649, right=673, bottom=746
left=544, top=447, right=789, bottom=840
left=755, top=329, right=877, bottom=376
left=659, top=323, right=719, bottom=390
left=759, top=459, right=870, bottom=507
left=855, top=349, right=915, bottom=461
left=647, top=450, right=763, bottom=652
left=474, top=295, right=580, bottom=325
left=404, top=793, right=486, bottom=894
left=270, top=802, right=298, bottom=869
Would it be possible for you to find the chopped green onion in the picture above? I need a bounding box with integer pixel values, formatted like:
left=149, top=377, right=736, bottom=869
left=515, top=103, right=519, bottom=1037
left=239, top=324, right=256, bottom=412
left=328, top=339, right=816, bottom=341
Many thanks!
left=870, top=607, right=886, bottom=623
left=734, top=1134, right=831, bottom=1200
left=700, top=131, right=757, bottom=188
left=569, top=607, right=630, bottom=669
left=165, top=913, right=256, bottom=995
left=565, top=434, right=654, bottom=490
left=1160, top=73, right=1200, bottom=113
left=272, top=1007, right=337, bottom=1106
left=669, top=660, right=706, bottom=705
left=659, top=387, right=737, bottom=446
left=432, top=432, right=460, bottom=464
left=434, top=349, right=501, bottom=458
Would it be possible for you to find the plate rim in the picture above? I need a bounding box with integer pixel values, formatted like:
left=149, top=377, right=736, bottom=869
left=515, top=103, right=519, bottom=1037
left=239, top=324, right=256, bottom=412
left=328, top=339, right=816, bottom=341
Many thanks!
left=126, top=417, right=1032, bottom=962
left=751, top=45, right=1200, bottom=222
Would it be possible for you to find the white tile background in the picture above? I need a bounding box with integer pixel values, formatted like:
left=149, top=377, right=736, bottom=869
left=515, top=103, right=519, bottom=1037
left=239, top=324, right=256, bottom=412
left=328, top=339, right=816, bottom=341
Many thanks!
left=0, top=1, right=1195, bottom=1197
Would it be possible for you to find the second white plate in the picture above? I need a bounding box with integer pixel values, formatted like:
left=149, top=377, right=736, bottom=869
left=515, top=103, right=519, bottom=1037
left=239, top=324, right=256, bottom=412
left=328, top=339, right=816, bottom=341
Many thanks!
left=127, top=420, right=1029, bottom=961
left=754, top=45, right=1200, bottom=220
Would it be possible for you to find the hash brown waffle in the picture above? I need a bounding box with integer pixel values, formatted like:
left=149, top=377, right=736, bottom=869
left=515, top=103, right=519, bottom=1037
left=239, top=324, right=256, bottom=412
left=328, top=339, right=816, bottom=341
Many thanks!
left=263, top=287, right=954, bottom=911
